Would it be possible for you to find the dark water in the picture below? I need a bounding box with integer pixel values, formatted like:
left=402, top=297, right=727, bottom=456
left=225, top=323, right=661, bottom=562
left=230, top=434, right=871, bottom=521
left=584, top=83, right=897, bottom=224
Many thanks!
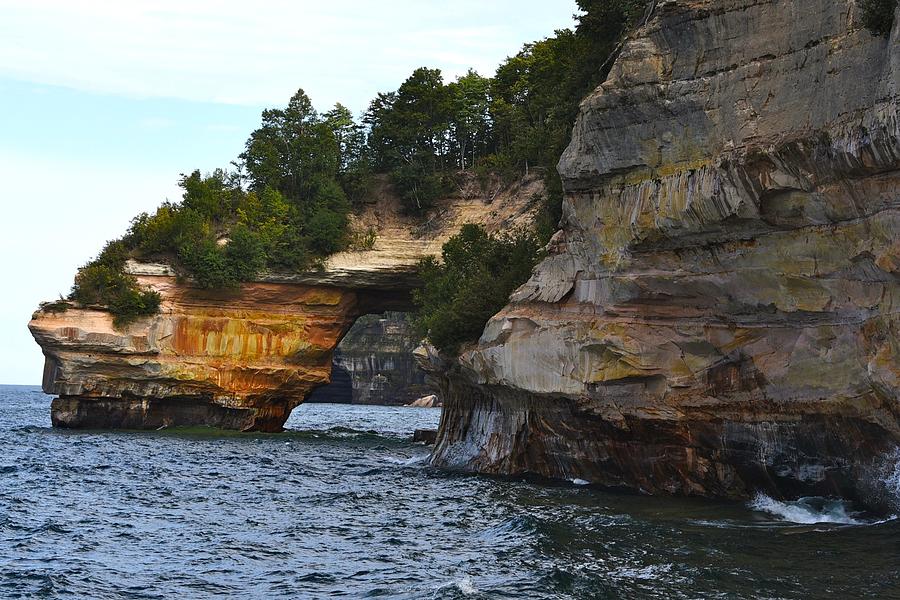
left=1, top=385, right=899, bottom=599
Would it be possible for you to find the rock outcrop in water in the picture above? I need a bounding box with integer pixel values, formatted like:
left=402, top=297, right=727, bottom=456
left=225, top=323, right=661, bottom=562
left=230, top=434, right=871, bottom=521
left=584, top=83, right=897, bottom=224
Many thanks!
left=430, top=0, right=900, bottom=506
left=29, top=175, right=542, bottom=431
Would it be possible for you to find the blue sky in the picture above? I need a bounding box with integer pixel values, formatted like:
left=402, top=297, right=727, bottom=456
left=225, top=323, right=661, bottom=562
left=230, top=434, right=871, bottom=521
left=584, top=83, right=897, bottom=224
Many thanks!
left=0, top=1, right=578, bottom=384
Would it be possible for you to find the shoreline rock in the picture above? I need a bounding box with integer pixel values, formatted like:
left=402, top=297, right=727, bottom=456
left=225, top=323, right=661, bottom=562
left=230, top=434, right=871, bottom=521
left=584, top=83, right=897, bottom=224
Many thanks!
left=430, top=0, right=900, bottom=508
left=28, top=173, right=539, bottom=431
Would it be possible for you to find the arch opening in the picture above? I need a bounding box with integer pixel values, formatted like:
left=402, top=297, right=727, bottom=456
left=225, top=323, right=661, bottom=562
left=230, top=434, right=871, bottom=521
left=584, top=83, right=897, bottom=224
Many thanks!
left=306, top=312, right=434, bottom=407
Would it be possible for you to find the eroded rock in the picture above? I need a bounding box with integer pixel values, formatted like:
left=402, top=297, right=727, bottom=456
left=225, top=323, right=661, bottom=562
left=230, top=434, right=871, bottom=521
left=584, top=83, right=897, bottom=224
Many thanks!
left=29, top=174, right=540, bottom=431
left=431, top=0, right=900, bottom=507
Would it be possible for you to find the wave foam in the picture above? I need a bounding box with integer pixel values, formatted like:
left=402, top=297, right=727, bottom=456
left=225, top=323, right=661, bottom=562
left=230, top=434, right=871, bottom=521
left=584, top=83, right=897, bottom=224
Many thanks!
left=880, top=448, right=900, bottom=503
left=455, top=576, right=478, bottom=595
left=749, top=494, right=867, bottom=525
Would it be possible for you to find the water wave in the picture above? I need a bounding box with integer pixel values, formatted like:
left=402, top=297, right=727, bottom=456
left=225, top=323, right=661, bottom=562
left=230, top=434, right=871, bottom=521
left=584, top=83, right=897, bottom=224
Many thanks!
left=456, top=576, right=478, bottom=595
left=878, top=448, right=900, bottom=506
left=749, top=494, right=870, bottom=525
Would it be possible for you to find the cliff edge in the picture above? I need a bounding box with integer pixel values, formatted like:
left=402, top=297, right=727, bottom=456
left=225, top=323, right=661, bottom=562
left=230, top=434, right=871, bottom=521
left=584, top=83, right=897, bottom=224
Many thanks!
left=431, top=0, right=900, bottom=506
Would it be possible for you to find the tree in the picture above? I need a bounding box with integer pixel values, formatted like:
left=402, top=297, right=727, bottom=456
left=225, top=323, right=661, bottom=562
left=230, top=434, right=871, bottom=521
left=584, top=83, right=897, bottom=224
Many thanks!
left=240, top=88, right=341, bottom=201
left=447, top=70, right=492, bottom=169
left=413, top=224, right=542, bottom=354
left=325, top=103, right=373, bottom=204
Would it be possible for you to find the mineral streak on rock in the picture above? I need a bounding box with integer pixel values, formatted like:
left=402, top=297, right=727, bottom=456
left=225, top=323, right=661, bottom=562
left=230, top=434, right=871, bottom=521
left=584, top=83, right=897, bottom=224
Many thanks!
left=430, top=0, right=900, bottom=506
left=29, top=173, right=541, bottom=431
left=31, top=279, right=364, bottom=432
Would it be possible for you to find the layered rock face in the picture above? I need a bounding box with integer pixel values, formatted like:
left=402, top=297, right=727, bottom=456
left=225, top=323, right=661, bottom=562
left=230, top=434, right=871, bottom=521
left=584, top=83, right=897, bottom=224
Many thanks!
left=307, top=312, right=430, bottom=405
left=31, top=277, right=371, bottom=431
left=30, top=174, right=540, bottom=431
left=432, top=0, right=900, bottom=505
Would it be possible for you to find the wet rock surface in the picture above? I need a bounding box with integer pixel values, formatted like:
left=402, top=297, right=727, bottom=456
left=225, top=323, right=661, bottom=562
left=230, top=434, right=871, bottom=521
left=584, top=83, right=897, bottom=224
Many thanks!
left=431, top=0, right=900, bottom=507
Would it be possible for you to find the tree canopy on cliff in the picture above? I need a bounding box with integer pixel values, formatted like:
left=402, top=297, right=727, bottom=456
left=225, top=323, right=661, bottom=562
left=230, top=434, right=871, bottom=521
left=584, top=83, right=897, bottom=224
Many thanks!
left=362, top=0, right=648, bottom=226
left=413, top=225, right=543, bottom=355
left=68, top=0, right=649, bottom=326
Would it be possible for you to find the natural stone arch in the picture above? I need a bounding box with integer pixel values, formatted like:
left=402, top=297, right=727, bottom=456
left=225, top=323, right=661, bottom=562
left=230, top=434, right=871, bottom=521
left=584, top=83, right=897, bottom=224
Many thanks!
left=32, top=264, right=419, bottom=432
left=30, top=173, right=543, bottom=431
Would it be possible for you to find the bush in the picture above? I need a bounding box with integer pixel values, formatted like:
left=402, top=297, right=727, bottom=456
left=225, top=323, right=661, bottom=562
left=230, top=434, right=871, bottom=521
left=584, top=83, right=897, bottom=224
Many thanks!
left=178, top=237, right=235, bottom=289
left=224, top=225, right=266, bottom=281
left=107, top=287, right=162, bottom=328
left=306, top=207, right=349, bottom=256
left=860, top=0, right=897, bottom=36
left=413, top=224, right=542, bottom=354
left=69, top=241, right=161, bottom=327
left=390, top=162, right=453, bottom=214
left=349, top=226, right=378, bottom=250
left=474, top=154, right=518, bottom=190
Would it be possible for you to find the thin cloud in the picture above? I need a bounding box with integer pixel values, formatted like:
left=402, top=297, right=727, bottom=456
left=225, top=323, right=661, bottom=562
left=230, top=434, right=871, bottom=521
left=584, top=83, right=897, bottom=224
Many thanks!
left=0, top=0, right=576, bottom=111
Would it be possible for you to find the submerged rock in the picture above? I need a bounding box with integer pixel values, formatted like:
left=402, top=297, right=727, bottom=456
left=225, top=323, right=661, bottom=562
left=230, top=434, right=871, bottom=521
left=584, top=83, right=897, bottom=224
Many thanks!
left=430, top=0, right=900, bottom=507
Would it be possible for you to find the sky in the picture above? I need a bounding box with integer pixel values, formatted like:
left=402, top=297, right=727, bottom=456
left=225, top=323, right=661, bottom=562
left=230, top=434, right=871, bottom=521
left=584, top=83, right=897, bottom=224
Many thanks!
left=0, top=0, right=578, bottom=385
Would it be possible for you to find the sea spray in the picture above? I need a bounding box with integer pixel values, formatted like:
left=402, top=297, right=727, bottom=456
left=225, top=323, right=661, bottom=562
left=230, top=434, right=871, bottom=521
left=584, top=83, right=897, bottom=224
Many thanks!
left=880, top=448, right=900, bottom=500
left=749, top=494, right=867, bottom=525
left=870, top=447, right=900, bottom=512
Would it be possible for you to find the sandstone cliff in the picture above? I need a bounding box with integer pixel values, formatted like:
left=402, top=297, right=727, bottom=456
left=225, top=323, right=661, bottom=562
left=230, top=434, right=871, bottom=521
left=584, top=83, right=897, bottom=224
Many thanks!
left=307, top=312, right=430, bottom=405
left=430, top=0, right=900, bottom=506
left=29, top=174, right=542, bottom=431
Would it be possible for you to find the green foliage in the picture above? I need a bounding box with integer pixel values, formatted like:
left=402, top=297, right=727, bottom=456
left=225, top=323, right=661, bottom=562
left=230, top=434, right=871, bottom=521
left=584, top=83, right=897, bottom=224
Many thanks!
left=474, top=153, right=518, bottom=190
left=106, top=285, right=162, bottom=328
left=860, top=0, right=897, bottom=36
left=306, top=206, right=349, bottom=256
left=178, top=237, right=235, bottom=288
left=72, top=89, right=357, bottom=320
left=390, top=158, right=453, bottom=213
left=240, top=89, right=340, bottom=199
left=69, top=3, right=645, bottom=327
left=349, top=226, right=378, bottom=250
left=362, top=0, right=646, bottom=229
left=69, top=240, right=161, bottom=327
left=413, top=224, right=542, bottom=355
left=224, top=225, right=266, bottom=282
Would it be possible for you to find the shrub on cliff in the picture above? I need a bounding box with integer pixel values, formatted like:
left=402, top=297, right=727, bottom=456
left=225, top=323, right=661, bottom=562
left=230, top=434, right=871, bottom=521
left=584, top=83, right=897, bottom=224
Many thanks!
left=860, top=0, right=897, bottom=36
left=413, top=224, right=542, bottom=355
left=69, top=240, right=161, bottom=327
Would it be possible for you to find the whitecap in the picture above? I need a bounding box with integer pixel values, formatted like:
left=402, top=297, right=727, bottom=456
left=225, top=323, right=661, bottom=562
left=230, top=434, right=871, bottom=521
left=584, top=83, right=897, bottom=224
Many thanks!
left=749, top=494, right=866, bottom=525
left=611, top=563, right=676, bottom=581
left=383, top=455, right=427, bottom=466
left=456, top=576, right=478, bottom=595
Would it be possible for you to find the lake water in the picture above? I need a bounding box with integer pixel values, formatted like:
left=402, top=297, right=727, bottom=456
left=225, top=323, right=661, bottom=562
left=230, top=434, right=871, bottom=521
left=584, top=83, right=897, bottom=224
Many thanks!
left=1, top=384, right=898, bottom=599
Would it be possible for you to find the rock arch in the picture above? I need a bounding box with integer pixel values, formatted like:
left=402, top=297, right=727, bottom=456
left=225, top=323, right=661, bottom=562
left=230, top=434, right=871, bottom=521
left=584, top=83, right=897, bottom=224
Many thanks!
left=29, top=174, right=542, bottom=431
